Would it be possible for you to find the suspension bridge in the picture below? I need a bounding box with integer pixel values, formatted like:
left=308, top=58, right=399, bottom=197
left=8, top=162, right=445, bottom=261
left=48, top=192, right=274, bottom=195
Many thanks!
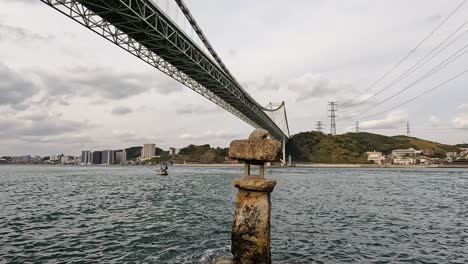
left=39, top=0, right=290, bottom=152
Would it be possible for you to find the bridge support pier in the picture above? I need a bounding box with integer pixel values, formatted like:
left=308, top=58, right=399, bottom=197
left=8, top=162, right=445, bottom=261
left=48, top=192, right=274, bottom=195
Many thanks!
left=216, top=129, right=281, bottom=264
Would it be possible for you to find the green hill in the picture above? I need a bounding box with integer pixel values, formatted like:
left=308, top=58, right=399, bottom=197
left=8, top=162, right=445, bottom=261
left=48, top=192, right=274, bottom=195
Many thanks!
left=173, top=144, right=229, bottom=163
left=288, top=131, right=458, bottom=163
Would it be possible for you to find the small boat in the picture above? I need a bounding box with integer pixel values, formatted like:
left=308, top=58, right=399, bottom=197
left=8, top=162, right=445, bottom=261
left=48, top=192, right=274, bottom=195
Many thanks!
left=156, top=162, right=169, bottom=176
left=156, top=169, right=168, bottom=176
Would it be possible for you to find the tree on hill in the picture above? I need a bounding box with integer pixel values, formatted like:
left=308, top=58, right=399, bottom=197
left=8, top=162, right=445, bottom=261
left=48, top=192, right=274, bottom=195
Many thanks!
left=125, top=146, right=142, bottom=160
left=288, top=131, right=458, bottom=164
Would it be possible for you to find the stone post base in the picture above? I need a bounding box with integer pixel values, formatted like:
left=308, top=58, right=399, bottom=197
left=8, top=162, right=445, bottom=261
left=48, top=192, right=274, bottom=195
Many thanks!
left=231, top=178, right=276, bottom=264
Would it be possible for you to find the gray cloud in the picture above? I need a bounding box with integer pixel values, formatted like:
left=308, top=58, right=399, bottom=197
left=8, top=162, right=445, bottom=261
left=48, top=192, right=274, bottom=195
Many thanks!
left=0, top=23, right=50, bottom=41
left=38, top=67, right=184, bottom=103
left=288, top=73, right=355, bottom=102
left=360, top=111, right=408, bottom=130
left=0, top=63, right=38, bottom=109
left=243, top=76, right=280, bottom=91
left=176, top=104, right=221, bottom=115
left=111, top=106, right=133, bottom=116
left=112, top=129, right=159, bottom=144
left=0, top=113, right=91, bottom=140
left=179, top=130, right=241, bottom=141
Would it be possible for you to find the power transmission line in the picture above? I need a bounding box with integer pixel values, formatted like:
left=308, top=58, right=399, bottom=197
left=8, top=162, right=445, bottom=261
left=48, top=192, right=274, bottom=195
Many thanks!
left=355, top=121, right=360, bottom=133
left=342, top=42, right=468, bottom=120
left=340, top=0, right=466, bottom=109
left=356, top=68, right=468, bottom=120
left=342, top=17, right=468, bottom=114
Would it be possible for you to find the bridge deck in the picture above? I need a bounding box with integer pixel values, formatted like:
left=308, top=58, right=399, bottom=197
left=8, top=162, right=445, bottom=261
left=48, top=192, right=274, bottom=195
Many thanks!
left=44, top=0, right=286, bottom=140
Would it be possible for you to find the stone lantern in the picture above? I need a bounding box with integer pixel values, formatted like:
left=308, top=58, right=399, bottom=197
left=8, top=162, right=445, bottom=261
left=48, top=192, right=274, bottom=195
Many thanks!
left=224, top=129, right=282, bottom=264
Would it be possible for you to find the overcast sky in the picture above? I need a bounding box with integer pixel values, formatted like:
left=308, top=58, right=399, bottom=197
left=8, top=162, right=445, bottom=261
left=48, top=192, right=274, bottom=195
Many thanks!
left=1, top=0, right=468, bottom=156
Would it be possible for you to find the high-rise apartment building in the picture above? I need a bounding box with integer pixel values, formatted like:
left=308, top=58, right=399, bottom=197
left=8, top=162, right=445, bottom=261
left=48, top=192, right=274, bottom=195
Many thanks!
left=114, top=150, right=127, bottom=164
left=101, top=150, right=114, bottom=165
left=141, top=144, right=156, bottom=159
left=92, top=151, right=102, bottom=165
left=81, top=151, right=91, bottom=165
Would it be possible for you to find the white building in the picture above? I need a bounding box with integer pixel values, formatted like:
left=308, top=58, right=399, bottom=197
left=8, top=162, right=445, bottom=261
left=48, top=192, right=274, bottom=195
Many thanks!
left=366, top=151, right=384, bottom=164
left=393, top=157, right=416, bottom=165
left=392, top=148, right=422, bottom=165
left=392, top=148, right=423, bottom=157
left=446, top=152, right=458, bottom=158
left=49, top=155, right=59, bottom=163
left=141, top=144, right=156, bottom=159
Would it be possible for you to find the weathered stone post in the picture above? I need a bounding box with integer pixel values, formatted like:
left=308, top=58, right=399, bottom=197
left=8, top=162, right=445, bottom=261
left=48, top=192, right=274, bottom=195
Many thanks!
left=226, top=129, right=282, bottom=264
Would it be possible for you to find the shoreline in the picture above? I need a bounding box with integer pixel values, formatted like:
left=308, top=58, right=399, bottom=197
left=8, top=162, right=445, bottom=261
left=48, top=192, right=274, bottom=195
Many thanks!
left=2, top=163, right=468, bottom=168
left=295, top=163, right=468, bottom=168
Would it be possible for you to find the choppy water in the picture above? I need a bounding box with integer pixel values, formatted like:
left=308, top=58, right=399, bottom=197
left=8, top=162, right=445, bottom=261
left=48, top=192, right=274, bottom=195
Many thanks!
left=0, top=165, right=467, bottom=263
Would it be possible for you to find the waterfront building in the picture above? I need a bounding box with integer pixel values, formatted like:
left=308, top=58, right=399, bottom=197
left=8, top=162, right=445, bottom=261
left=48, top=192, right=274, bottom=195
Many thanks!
left=393, top=157, right=416, bottom=165
left=392, top=148, right=422, bottom=157
left=366, top=151, right=384, bottom=164
left=81, top=151, right=91, bottom=165
left=49, top=155, right=59, bottom=163
left=101, top=150, right=114, bottom=165
left=141, top=143, right=156, bottom=159
left=92, top=151, right=102, bottom=165
left=446, top=152, right=458, bottom=158
left=392, top=148, right=422, bottom=165
left=60, top=156, right=75, bottom=164
left=32, top=156, right=42, bottom=163
left=169, top=147, right=180, bottom=156
left=87, top=151, right=92, bottom=165
left=11, top=155, right=32, bottom=163
left=460, top=148, right=468, bottom=157
left=114, top=150, right=127, bottom=164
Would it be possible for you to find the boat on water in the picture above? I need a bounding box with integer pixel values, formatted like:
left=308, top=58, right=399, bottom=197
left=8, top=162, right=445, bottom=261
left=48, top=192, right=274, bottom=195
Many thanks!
left=156, top=162, right=169, bottom=176
left=156, top=169, right=168, bottom=176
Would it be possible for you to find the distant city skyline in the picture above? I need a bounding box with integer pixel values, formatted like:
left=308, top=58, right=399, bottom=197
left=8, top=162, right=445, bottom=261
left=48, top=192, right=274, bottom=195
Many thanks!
left=1, top=0, right=468, bottom=156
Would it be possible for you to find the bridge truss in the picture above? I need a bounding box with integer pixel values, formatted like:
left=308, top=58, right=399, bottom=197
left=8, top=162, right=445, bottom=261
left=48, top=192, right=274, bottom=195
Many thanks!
left=40, top=0, right=289, bottom=140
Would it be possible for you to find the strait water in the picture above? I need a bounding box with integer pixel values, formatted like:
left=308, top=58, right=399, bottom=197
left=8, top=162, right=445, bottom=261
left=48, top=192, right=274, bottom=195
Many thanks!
left=0, top=165, right=467, bottom=263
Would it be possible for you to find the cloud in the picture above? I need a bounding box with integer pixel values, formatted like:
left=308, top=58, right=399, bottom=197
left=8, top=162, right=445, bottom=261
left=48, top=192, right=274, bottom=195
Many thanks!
left=179, top=130, right=240, bottom=141
left=0, top=63, right=38, bottom=109
left=457, top=104, right=468, bottom=111
left=0, top=113, right=92, bottom=142
left=111, top=106, right=133, bottom=116
left=360, top=111, right=407, bottom=130
left=288, top=73, right=354, bottom=102
left=111, top=129, right=157, bottom=144
left=453, top=116, right=468, bottom=130
left=425, top=14, right=442, bottom=23
left=4, top=0, right=39, bottom=4
left=37, top=67, right=184, bottom=103
left=429, top=115, right=440, bottom=127
left=0, top=23, right=49, bottom=41
left=243, top=76, right=280, bottom=91
left=21, top=134, right=94, bottom=144
left=176, top=104, right=221, bottom=115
